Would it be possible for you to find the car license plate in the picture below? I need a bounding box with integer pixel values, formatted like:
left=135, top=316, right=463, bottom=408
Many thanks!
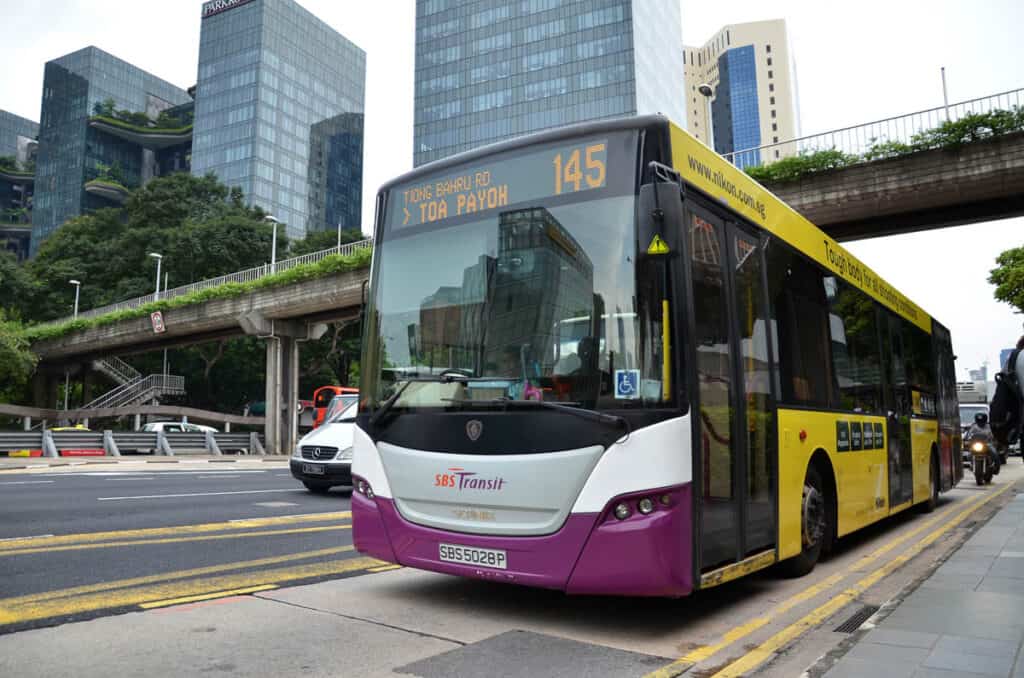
left=302, top=463, right=325, bottom=475
left=438, top=543, right=507, bottom=570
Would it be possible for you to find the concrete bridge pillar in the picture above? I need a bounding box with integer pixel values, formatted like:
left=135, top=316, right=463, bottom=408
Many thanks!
left=244, top=313, right=326, bottom=456
left=263, top=335, right=302, bottom=456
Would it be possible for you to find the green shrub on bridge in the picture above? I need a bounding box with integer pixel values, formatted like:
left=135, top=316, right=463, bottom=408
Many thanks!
left=24, top=247, right=372, bottom=344
left=747, top=105, right=1024, bottom=184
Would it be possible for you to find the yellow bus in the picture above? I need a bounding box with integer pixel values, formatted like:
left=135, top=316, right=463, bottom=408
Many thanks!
left=351, top=115, right=961, bottom=596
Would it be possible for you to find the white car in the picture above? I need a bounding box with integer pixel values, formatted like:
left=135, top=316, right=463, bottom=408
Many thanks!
left=290, top=400, right=356, bottom=493
left=142, top=421, right=219, bottom=434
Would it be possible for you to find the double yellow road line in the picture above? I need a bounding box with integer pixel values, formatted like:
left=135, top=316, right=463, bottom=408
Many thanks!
left=646, top=481, right=1016, bottom=678
left=0, top=511, right=397, bottom=627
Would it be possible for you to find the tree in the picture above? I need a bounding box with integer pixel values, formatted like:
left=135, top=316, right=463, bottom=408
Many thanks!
left=990, top=246, right=1024, bottom=313
left=288, top=227, right=365, bottom=257
left=92, top=98, right=116, bottom=118
left=0, top=311, right=37, bottom=402
left=0, top=250, right=34, bottom=319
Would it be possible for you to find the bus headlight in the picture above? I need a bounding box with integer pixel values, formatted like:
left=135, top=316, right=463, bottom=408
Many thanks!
left=638, top=498, right=655, bottom=515
left=614, top=503, right=631, bottom=520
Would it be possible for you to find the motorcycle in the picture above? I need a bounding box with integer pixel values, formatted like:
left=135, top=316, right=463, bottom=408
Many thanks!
left=966, top=431, right=999, bottom=485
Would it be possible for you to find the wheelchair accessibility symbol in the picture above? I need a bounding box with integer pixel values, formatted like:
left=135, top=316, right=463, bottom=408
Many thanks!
left=615, top=369, right=640, bottom=400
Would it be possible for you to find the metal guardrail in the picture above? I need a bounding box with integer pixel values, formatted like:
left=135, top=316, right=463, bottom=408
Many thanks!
left=0, top=430, right=266, bottom=457
left=724, top=87, right=1024, bottom=166
left=42, top=238, right=373, bottom=327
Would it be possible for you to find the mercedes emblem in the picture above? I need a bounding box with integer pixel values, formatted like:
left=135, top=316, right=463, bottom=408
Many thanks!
left=466, top=420, right=483, bottom=442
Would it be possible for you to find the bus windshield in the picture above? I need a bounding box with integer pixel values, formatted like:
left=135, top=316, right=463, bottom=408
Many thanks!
left=362, top=130, right=669, bottom=411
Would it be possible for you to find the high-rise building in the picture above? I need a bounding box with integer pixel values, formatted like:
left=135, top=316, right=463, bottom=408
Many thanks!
left=413, top=0, right=685, bottom=167
left=31, top=47, right=191, bottom=254
left=0, top=111, right=39, bottom=261
left=192, top=0, right=366, bottom=239
left=0, top=110, right=38, bottom=163
left=684, top=19, right=799, bottom=168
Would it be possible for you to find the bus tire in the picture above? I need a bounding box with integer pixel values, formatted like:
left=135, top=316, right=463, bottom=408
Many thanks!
left=782, top=465, right=833, bottom=578
left=921, top=452, right=939, bottom=513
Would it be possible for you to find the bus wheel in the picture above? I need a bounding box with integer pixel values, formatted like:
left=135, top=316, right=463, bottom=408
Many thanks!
left=921, top=454, right=939, bottom=513
left=782, top=465, right=832, bottom=577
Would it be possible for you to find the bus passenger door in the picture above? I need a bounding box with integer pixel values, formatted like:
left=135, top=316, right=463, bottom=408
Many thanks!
left=686, top=202, right=776, bottom=573
left=881, top=311, right=914, bottom=508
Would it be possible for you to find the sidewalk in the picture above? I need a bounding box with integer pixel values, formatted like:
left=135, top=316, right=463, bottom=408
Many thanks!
left=823, top=485, right=1024, bottom=678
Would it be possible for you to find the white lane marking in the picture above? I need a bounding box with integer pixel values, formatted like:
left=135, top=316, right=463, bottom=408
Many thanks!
left=105, top=477, right=157, bottom=481
left=97, top=488, right=302, bottom=501
left=0, top=480, right=56, bottom=485
left=199, top=475, right=240, bottom=479
left=253, top=502, right=300, bottom=508
left=0, top=534, right=55, bottom=542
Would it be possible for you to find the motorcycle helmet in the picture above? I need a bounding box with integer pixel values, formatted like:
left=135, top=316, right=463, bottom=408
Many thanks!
left=975, top=412, right=989, bottom=426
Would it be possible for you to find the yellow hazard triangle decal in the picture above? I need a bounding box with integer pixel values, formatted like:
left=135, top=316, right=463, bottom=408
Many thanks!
left=646, top=234, right=670, bottom=255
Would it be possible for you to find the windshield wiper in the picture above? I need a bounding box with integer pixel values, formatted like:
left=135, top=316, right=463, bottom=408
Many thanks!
left=442, top=398, right=626, bottom=429
left=369, top=369, right=494, bottom=427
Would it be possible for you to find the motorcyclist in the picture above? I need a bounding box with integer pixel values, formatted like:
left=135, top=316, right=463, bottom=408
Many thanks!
left=967, top=412, right=1000, bottom=474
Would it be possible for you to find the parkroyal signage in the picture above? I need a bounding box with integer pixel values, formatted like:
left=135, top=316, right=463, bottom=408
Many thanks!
left=202, top=0, right=255, bottom=19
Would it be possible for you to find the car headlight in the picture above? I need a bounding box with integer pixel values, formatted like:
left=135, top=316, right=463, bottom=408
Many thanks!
left=335, top=446, right=353, bottom=461
left=292, top=445, right=302, bottom=458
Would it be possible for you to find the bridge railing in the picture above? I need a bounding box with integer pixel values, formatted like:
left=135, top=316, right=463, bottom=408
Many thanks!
left=724, top=86, right=1024, bottom=166
left=42, top=238, right=373, bottom=327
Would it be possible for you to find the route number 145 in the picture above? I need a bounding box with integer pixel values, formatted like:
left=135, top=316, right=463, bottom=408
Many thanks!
left=553, top=143, right=606, bottom=195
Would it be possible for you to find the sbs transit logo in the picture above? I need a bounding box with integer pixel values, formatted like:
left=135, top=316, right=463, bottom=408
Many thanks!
left=434, top=467, right=507, bottom=491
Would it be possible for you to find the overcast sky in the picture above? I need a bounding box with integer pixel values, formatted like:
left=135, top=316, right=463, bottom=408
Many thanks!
left=2, top=0, right=1022, bottom=378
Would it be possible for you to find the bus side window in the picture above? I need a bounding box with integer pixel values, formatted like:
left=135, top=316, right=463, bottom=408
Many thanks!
left=765, top=240, right=835, bottom=408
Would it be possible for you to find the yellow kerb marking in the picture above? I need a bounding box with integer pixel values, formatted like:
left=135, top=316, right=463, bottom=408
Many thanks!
left=0, top=525, right=351, bottom=558
left=3, top=546, right=355, bottom=607
left=0, top=555, right=386, bottom=626
left=709, top=483, right=1014, bottom=678
left=367, top=565, right=402, bottom=573
left=644, top=491, right=987, bottom=678
left=140, top=584, right=278, bottom=609
left=0, top=511, right=350, bottom=552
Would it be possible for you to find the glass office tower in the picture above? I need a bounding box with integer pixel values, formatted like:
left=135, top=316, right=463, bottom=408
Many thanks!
left=31, top=47, right=190, bottom=254
left=192, top=0, right=366, bottom=238
left=413, top=0, right=685, bottom=167
left=0, top=111, right=39, bottom=162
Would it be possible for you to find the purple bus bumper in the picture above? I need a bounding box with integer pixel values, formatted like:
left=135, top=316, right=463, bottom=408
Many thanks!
left=352, top=481, right=694, bottom=597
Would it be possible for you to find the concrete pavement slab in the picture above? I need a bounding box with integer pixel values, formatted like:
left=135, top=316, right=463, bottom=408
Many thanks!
left=862, top=628, right=941, bottom=649
left=395, top=630, right=669, bottom=678
left=0, top=593, right=457, bottom=678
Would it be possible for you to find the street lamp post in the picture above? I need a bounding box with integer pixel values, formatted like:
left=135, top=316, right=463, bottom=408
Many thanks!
left=698, top=83, right=715, bottom=153
left=64, top=280, right=82, bottom=412
left=148, top=252, right=162, bottom=302
left=264, top=215, right=279, bottom=273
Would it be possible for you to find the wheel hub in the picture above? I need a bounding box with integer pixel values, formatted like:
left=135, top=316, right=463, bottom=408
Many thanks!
left=802, top=483, right=825, bottom=548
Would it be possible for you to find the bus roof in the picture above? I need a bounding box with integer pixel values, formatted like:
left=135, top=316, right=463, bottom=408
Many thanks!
left=668, top=121, right=934, bottom=332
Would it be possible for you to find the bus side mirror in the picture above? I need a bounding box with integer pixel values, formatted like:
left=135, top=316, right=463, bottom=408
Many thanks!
left=638, top=180, right=683, bottom=259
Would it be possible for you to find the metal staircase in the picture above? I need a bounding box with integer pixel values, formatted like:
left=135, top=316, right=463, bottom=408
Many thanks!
left=86, top=358, right=187, bottom=409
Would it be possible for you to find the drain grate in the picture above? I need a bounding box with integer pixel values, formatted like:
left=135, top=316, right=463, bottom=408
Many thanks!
left=833, top=604, right=879, bottom=633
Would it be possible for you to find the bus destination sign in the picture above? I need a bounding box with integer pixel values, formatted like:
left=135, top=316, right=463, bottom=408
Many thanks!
left=389, top=139, right=609, bottom=230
